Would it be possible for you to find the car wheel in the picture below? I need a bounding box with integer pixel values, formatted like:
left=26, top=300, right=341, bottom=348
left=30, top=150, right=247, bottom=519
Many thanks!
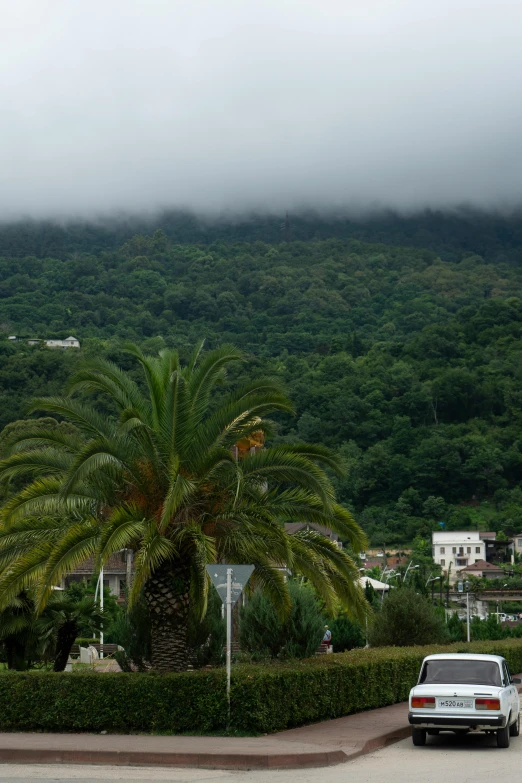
left=497, top=724, right=511, bottom=748
left=510, top=713, right=520, bottom=737
left=412, top=728, right=427, bottom=746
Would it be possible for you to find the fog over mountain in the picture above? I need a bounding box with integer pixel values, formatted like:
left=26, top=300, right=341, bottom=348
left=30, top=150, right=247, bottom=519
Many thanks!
left=2, top=0, right=522, bottom=219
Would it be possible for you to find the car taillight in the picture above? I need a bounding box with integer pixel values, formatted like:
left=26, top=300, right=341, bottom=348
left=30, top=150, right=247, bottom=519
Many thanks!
left=411, top=697, right=435, bottom=709
left=476, top=698, right=501, bottom=710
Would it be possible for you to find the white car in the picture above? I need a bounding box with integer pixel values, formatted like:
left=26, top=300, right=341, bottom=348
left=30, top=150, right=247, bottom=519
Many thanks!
left=409, top=653, right=520, bottom=748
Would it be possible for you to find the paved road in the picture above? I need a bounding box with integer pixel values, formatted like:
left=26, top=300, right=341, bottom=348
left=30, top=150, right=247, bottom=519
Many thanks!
left=1, top=732, right=521, bottom=783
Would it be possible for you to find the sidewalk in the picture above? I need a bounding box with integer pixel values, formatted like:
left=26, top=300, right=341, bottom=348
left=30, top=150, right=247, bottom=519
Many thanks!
left=0, top=701, right=412, bottom=769
left=0, top=677, right=520, bottom=770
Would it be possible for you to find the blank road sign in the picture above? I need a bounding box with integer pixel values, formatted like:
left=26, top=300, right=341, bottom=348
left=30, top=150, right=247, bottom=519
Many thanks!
left=206, top=564, right=255, bottom=605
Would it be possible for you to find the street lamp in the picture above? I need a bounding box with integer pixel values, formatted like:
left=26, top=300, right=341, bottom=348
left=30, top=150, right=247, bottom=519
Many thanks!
left=427, top=575, right=441, bottom=604
left=94, top=567, right=104, bottom=658
left=404, top=563, right=420, bottom=582
left=500, top=584, right=509, bottom=617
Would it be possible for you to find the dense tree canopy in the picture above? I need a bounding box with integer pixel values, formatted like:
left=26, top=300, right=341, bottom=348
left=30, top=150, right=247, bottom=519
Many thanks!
left=1, top=215, right=522, bottom=545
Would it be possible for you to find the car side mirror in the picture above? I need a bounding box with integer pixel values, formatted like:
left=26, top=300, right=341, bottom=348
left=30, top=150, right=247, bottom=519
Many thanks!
left=512, top=678, right=521, bottom=684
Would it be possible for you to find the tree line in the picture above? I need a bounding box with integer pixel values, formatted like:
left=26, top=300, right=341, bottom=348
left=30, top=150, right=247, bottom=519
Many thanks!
left=0, top=224, right=521, bottom=544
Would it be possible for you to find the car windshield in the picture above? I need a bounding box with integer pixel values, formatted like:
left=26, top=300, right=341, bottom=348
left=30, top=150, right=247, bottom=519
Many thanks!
left=419, top=660, right=502, bottom=686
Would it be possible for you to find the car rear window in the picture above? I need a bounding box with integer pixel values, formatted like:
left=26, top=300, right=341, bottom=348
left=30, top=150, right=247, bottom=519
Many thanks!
left=419, top=660, right=502, bottom=686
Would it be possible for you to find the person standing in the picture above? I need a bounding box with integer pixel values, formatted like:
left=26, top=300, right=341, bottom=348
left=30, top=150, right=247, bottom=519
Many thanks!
left=323, top=625, right=332, bottom=651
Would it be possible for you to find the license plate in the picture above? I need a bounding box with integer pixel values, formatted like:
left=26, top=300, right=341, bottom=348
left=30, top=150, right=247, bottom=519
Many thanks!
left=437, top=698, right=474, bottom=709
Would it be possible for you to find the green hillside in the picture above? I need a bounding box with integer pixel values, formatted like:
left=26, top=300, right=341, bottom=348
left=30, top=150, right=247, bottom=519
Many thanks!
left=2, top=223, right=522, bottom=544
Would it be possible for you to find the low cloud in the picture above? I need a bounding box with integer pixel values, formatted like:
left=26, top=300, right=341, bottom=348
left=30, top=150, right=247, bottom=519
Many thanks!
left=2, top=0, right=522, bottom=219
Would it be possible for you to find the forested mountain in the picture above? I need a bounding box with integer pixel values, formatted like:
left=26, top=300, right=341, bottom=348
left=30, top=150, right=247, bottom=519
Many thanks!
left=2, top=208, right=522, bottom=264
left=2, top=214, right=522, bottom=545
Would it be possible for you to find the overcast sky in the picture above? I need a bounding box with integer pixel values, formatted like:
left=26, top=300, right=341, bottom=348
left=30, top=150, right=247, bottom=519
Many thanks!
left=1, top=0, right=522, bottom=219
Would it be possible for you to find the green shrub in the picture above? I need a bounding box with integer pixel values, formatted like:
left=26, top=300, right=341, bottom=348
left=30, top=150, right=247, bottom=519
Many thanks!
left=447, top=613, right=466, bottom=642
left=471, top=614, right=510, bottom=641
left=330, top=616, right=365, bottom=652
left=239, top=580, right=325, bottom=660
left=105, top=595, right=151, bottom=671
left=2, top=639, right=522, bottom=734
left=368, top=587, right=448, bottom=647
left=188, top=587, right=225, bottom=668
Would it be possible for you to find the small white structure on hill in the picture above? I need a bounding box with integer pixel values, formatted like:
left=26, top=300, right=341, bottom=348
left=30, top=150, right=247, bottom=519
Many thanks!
left=45, top=336, right=80, bottom=349
left=6, top=335, right=80, bottom=349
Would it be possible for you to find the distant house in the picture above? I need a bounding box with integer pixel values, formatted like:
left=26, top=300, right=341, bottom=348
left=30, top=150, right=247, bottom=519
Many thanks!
left=432, top=530, right=513, bottom=576
left=458, top=559, right=505, bottom=580
left=62, top=551, right=133, bottom=601
left=359, top=576, right=391, bottom=595
left=45, top=336, right=80, bottom=349
left=6, top=335, right=80, bottom=349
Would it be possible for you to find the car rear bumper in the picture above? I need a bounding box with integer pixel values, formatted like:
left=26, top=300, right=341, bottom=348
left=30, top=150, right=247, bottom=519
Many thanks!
left=408, top=712, right=506, bottom=729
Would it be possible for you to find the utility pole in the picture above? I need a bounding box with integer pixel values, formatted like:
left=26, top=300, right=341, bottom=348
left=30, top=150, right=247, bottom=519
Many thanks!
left=95, top=567, right=105, bottom=659
left=226, top=567, right=232, bottom=729
left=126, top=549, right=132, bottom=595
left=100, top=566, right=104, bottom=658
left=466, top=583, right=470, bottom=643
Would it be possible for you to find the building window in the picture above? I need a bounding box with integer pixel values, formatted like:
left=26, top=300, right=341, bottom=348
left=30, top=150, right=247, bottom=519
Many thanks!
left=476, top=547, right=481, bottom=553
left=455, top=559, right=467, bottom=566
left=452, top=547, right=457, bottom=554
left=475, top=559, right=481, bottom=563
left=467, top=547, right=471, bottom=554
left=440, top=559, right=445, bottom=566
left=440, top=547, right=445, bottom=554
left=518, top=539, right=522, bottom=547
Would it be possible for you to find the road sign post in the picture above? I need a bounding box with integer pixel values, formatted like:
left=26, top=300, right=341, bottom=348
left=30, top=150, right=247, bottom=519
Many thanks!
left=206, top=564, right=254, bottom=727
left=226, top=567, right=232, bottom=726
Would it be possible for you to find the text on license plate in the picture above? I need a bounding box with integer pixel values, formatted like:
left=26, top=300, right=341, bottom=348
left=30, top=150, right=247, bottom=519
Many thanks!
left=437, top=699, right=474, bottom=709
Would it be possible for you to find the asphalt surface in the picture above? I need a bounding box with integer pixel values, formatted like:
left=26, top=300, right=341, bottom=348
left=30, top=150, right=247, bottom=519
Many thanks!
left=1, top=732, right=522, bottom=783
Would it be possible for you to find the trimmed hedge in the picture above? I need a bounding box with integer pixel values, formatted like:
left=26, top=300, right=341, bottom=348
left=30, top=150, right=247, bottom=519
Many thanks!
left=2, top=639, right=522, bottom=734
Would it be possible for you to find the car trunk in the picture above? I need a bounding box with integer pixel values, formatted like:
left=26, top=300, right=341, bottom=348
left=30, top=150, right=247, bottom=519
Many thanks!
left=412, top=683, right=503, bottom=715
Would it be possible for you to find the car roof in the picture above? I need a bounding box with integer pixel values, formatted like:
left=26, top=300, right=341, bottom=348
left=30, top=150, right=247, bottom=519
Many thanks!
left=422, top=654, right=504, bottom=664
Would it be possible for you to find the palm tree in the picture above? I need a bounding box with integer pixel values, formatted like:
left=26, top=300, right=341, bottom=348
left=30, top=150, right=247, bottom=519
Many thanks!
left=0, top=343, right=367, bottom=672
left=45, top=591, right=105, bottom=672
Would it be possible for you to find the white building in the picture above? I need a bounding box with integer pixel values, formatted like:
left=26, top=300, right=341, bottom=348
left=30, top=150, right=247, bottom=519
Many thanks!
left=432, top=531, right=486, bottom=574
left=45, top=336, right=80, bottom=349
left=7, top=336, right=80, bottom=349
left=358, top=576, right=390, bottom=595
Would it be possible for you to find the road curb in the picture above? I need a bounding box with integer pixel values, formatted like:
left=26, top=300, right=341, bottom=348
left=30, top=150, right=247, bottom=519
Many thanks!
left=0, top=727, right=412, bottom=770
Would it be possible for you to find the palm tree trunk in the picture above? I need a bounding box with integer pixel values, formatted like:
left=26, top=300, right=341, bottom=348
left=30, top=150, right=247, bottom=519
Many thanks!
left=53, top=621, right=79, bottom=672
left=143, top=562, right=191, bottom=672
left=5, top=638, right=28, bottom=671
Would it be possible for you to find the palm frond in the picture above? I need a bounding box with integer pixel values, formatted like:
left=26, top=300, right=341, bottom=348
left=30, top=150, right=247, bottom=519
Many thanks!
left=2, top=477, right=96, bottom=525
left=29, top=397, right=114, bottom=440
left=35, top=519, right=102, bottom=610
left=96, top=504, right=145, bottom=567
left=128, top=524, right=178, bottom=605
left=68, top=358, right=148, bottom=417
left=0, top=448, right=72, bottom=481
left=237, top=448, right=336, bottom=510
left=159, top=471, right=197, bottom=532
